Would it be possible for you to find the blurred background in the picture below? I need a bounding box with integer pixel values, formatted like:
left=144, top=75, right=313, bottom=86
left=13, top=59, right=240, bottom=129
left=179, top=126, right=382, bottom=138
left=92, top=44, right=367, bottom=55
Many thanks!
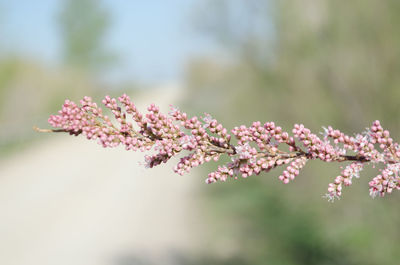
left=0, top=0, right=399, bottom=264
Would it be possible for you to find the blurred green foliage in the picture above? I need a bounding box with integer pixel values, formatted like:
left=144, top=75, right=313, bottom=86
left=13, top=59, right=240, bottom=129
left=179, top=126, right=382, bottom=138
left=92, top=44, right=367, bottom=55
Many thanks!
left=185, top=0, right=400, bottom=264
left=59, top=0, right=116, bottom=74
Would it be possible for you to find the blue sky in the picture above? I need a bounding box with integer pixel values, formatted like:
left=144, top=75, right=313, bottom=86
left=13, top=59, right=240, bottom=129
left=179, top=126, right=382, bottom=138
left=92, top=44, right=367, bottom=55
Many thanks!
left=1, top=0, right=218, bottom=84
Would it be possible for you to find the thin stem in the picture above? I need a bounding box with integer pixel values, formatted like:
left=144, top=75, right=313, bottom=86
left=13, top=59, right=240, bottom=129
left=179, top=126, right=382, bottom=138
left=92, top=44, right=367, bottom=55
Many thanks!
left=33, top=126, right=69, bottom=133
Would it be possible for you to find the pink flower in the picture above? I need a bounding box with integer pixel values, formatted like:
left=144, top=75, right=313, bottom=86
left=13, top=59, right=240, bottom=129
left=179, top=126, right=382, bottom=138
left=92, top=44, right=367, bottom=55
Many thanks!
left=43, top=96, right=400, bottom=202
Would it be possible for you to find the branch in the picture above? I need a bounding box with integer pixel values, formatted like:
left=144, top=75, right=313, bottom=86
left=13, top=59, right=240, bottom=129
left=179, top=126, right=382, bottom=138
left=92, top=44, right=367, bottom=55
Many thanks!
left=35, top=95, right=400, bottom=202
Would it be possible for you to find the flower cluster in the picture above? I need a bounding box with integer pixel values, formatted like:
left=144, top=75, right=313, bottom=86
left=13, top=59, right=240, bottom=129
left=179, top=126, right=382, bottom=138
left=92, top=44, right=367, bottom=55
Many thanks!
left=40, top=95, right=400, bottom=201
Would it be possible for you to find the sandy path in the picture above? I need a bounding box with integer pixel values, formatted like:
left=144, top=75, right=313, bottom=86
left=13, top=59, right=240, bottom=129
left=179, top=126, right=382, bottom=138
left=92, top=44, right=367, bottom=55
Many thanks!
left=0, top=85, right=204, bottom=265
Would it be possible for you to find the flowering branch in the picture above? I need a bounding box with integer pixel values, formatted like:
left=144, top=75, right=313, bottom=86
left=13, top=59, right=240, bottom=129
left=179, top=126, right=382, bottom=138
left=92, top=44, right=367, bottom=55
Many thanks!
left=35, top=95, right=400, bottom=201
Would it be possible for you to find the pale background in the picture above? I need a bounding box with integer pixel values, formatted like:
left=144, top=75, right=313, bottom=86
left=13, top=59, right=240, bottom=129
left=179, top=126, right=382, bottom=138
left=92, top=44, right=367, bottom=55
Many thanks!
left=0, top=1, right=399, bottom=264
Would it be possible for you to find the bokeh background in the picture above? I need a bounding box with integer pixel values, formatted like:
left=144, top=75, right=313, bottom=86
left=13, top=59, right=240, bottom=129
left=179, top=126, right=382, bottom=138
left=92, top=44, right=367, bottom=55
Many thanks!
left=0, top=0, right=399, bottom=264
